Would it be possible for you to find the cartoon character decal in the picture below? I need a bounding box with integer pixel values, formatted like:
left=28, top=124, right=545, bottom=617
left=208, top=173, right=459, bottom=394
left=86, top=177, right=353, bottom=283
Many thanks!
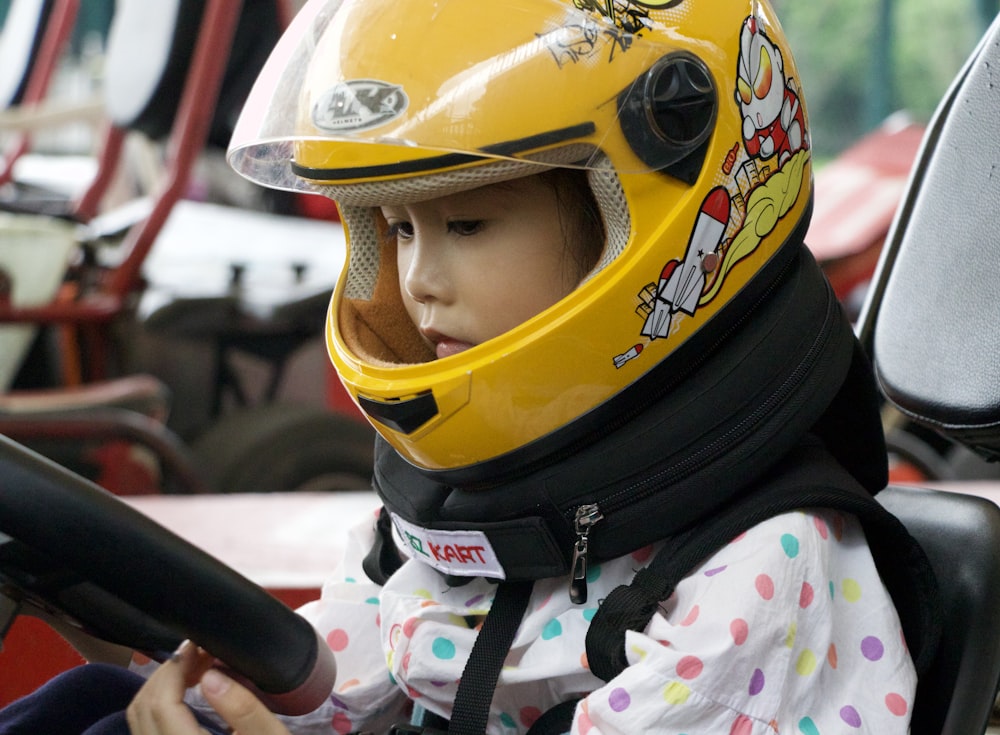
left=736, top=15, right=808, bottom=166
left=615, top=12, right=810, bottom=369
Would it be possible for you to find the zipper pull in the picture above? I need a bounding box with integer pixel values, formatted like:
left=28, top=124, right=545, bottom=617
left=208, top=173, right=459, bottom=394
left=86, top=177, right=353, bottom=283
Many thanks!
left=569, top=503, right=603, bottom=604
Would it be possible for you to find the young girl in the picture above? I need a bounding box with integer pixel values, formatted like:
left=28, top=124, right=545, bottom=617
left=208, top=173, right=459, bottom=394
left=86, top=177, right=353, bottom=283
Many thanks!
left=2, top=1, right=933, bottom=733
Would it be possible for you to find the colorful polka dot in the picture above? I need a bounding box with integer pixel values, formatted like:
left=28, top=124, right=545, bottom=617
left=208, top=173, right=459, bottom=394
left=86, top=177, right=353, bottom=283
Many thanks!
left=840, top=705, right=862, bottom=728
left=861, top=636, right=884, bottom=661
left=332, top=711, right=354, bottom=734
left=609, top=687, right=631, bottom=712
left=520, top=706, right=542, bottom=728
left=631, top=545, right=654, bottom=563
left=842, top=579, right=862, bottom=602
left=431, top=637, right=456, bottom=660
left=587, top=564, right=602, bottom=583
left=781, top=533, right=801, bottom=558
left=663, top=681, right=691, bottom=705
left=577, top=702, right=594, bottom=735
left=705, top=565, right=728, bottom=577
left=885, top=692, right=908, bottom=716
left=583, top=608, right=597, bottom=622
left=730, top=618, right=749, bottom=645
left=786, top=621, right=797, bottom=648
left=749, top=668, right=765, bottom=696
left=326, top=628, right=350, bottom=653
left=813, top=516, right=829, bottom=539
left=629, top=643, right=650, bottom=662
left=403, top=617, right=419, bottom=637
left=832, top=514, right=845, bottom=540
left=365, top=596, right=379, bottom=605
left=542, top=619, right=563, bottom=640
left=500, top=713, right=516, bottom=728
left=680, top=605, right=700, bottom=626
left=799, top=582, right=815, bottom=608
left=676, top=656, right=703, bottom=680
left=755, top=574, right=775, bottom=600
left=465, top=594, right=485, bottom=608
left=730, top=714, right=753, bottom=735
left=796, top=649, right=817, bottom=676
left=798, top=716, right=820, bottom=735
left=827, top=643, right=838, bottom=669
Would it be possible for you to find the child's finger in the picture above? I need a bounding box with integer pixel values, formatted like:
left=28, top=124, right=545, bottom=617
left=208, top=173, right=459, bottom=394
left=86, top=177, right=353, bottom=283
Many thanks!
left=126, top=641, right=215, bottom=735
left=198, top=669, right=292, bottom=735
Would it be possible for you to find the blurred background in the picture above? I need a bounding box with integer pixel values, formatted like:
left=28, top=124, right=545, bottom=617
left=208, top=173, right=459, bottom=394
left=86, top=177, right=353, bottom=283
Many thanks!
left=0, top=0, right=998, bottom=495
left=2, top=0, right=1000, bottom=711
left=774, top=0, right=996, bottom=160
left=2, top=0, right=993, bottom=162
left=0, top=0, right=373, bottom=498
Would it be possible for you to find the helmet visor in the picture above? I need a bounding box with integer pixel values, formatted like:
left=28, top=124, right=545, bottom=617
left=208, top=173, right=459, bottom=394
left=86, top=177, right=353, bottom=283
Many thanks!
left=228, top=0, right=719, bottom=191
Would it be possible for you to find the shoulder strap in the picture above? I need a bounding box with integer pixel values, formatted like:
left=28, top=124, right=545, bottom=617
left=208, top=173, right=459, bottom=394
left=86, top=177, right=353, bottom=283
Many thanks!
left=362, top=507, right=405, bottom=586
left=586, top=441, right=940, bottom=682
left=448, top=581, right=534, bottom=735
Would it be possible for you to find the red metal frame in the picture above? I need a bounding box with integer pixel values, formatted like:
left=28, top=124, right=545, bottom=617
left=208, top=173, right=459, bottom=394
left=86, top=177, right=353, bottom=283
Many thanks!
left=0, top=0, right=248, bottom=381
left=0, top=0, right=82, bottom=186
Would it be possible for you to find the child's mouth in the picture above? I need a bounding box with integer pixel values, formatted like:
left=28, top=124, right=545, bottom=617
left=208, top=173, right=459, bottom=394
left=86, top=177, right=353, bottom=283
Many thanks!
left=435, top=338, right=474, bottom=360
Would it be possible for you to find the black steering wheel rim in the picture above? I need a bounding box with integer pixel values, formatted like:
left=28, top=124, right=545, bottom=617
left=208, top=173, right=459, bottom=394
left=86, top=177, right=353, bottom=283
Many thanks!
left=0, top=434, right=335, bottom=715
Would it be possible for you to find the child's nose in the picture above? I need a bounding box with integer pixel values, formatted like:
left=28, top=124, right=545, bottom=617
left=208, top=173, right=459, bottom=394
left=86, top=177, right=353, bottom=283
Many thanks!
left=402, top=236, right=448, bottom=304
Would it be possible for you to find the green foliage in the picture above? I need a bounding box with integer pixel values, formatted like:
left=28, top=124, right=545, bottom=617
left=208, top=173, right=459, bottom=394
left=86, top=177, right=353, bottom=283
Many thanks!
left=774, top=0, right=986, bottom=157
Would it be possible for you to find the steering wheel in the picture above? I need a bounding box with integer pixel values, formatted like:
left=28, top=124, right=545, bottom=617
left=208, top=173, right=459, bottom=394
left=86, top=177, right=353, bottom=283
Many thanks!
left=0, top=434, right=336, bottom=716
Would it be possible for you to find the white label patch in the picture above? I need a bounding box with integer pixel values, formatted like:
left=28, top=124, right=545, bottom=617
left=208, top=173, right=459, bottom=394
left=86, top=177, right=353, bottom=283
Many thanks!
left=390, top=513, right=506, bottom=580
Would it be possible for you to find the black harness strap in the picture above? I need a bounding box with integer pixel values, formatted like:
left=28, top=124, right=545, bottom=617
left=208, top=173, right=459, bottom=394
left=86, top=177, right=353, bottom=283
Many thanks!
left=587, top=444, right=941, bottom=683
left=370, top=444, right=939, bottom=735
left=447, top=580, right=534, bottom=735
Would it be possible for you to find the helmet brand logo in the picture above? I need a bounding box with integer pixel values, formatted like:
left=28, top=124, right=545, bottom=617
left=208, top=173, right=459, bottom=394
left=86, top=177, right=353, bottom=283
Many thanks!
left=313, top=80, right=408, bottom=133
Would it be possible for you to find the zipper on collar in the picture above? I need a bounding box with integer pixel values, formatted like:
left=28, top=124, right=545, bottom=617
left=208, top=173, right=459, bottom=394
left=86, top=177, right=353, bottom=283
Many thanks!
left=569, top=503, right=604, bottom=604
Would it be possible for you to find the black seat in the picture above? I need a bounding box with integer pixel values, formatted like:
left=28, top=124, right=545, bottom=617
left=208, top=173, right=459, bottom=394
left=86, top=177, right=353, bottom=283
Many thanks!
left=876, top=487, right=1000, bottom=734
left=859, top=10, right=1000, bottom=735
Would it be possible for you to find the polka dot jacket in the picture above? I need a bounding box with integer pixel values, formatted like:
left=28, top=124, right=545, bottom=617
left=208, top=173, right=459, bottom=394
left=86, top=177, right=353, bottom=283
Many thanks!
left=192, top=507, right=917, bottom=735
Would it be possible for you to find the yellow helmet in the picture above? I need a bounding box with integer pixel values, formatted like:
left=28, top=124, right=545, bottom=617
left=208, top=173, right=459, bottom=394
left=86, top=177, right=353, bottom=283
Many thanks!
left=229, top=0, right=813, bottom=479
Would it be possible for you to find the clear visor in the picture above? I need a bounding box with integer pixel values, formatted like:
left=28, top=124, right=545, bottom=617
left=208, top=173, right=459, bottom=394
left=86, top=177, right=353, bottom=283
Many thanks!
left=228, top=0, right=718, bottom=192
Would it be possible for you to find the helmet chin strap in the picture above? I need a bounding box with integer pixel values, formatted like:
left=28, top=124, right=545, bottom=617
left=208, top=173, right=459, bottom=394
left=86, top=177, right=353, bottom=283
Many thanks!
left=370, top=240, right=886, bottom=585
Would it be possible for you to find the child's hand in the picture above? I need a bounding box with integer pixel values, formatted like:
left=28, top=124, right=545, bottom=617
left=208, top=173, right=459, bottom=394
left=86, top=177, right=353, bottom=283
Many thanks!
left=126, top=641, right=291, bottom=735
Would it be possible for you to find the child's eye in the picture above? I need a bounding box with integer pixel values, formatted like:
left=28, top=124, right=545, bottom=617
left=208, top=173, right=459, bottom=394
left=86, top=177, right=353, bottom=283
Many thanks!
left=449, top=220, right=484, bottom=236
left=386, top=221, right=415, bottom=240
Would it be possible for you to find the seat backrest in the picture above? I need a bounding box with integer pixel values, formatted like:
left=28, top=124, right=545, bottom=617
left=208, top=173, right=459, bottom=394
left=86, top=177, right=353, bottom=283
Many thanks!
left=0, top=0, right=54, bottom=109
left=103, top=0, right=280, bottom=144
left=0, top=0, right=79, bottom=187
left=877, top=486, right=1000, bottom=735
left=858, top=10, right=1000, bottom=734
left=859, top=12, right=1000, bottom=459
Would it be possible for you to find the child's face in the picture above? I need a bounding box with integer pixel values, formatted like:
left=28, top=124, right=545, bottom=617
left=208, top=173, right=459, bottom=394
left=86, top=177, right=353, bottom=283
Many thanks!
left=382, top=174, right=591, bottom=360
